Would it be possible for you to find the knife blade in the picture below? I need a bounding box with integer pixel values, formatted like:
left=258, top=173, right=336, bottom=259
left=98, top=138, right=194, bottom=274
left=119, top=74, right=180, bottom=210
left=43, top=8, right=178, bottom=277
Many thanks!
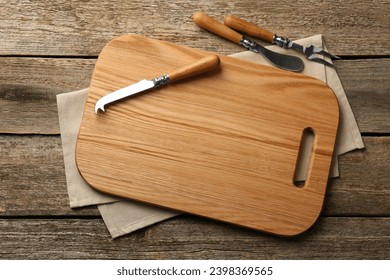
left=192, top=12, right=304, bottom=72
left=224, top=15, right=340, bottom=68
left=94, top=54, right=220, bottom=114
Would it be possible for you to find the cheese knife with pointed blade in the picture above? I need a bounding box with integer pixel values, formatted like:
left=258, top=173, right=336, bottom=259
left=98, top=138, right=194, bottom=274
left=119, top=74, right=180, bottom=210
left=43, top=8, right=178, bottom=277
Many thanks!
left=95, top=54, right=220, bottom=113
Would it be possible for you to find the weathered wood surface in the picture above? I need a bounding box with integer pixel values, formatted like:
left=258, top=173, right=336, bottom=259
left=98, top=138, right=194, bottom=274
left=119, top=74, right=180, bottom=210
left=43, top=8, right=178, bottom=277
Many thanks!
left=335, top=59, right=390, bottom=133
left=0, top=136, right=388, bottom=217
left=0, top=217, right=389, bottom=259
left=1, top=58, right=390, bottom=134
left=0, top=0, right=389, bottom=260
left=0, top=135, right=98, bottom=216
left=0, top=57, right=94, bottom=134
left=0, top=0, right=389, bottom=56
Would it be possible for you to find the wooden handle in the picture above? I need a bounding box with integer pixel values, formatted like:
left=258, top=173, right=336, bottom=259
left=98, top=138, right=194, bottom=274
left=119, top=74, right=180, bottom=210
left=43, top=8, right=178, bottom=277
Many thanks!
left=224, top=15, right=274, bottom=43
left=168, top=54, right=220, bottom=82
left=192, top=12, right=242, bottom=44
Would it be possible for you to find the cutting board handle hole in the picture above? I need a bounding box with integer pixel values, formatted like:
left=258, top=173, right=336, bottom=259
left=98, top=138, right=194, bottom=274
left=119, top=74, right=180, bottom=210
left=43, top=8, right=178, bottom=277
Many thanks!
left=293, top=127, right=316, bottom=188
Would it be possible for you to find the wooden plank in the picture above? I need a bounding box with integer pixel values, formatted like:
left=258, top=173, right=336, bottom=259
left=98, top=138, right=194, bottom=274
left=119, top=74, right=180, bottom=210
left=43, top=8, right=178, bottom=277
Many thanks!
left=1, top=58, right=389, bottom=134
left=0, top=57, right=94, bottom=90
left=335, top=58, right=390, bottom=133
left=0, top=135, right=389, bottom=217
left=0, top=0, right=388, bottom=56
left=0, top=135, right=99, bottom=216
left=0, top=57, right=94, bottom=134
left=0, top=217, right=388, bottom=259
left=323, top=137, right=390, bottom=216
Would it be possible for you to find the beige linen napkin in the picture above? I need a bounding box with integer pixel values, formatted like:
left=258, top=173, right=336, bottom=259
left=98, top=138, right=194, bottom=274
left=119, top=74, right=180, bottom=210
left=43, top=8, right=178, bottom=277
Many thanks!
left=57, top=34, right=364, bottom=238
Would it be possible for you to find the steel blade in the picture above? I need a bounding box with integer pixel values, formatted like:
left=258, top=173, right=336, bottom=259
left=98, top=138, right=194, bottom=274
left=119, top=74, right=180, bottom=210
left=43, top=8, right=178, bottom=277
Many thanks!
left=290, top=42, right=305, bottom=55
left=252, top=43, right=304, bottom=72
left=95, top=79, right=154, bottom=113
left=313, top=48, right=341, bottom=60
left=306, top=56, right=335, bottom=68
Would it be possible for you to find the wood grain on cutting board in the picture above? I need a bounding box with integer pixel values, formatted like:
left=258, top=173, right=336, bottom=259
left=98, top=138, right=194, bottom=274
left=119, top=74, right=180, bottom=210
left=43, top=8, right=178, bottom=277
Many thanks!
left=76, top=35, right=339, bottom=236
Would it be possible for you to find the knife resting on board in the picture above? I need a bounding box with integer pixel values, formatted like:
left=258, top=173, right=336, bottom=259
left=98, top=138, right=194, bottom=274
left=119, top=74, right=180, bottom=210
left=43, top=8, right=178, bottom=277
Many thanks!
left=95, top=54, right=221, bottom=113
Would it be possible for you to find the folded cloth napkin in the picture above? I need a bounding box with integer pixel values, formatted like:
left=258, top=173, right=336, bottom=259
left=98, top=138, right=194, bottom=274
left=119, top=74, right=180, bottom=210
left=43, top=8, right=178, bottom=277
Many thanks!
left=57, top=34, right=364, bottom=238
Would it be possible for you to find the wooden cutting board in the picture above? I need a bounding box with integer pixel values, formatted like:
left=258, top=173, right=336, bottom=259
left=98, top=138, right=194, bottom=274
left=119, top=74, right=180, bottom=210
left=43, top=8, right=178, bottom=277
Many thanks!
left=76, top=35, right=339, bottom=236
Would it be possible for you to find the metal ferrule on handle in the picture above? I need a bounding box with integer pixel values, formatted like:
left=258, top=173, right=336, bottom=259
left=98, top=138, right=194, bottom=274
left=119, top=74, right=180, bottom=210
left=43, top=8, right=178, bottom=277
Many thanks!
left=151, top=74, right=171, bottom=87
left=272, top=34, right=293, bottom=49
left=239, top=36, right=258, bottom=52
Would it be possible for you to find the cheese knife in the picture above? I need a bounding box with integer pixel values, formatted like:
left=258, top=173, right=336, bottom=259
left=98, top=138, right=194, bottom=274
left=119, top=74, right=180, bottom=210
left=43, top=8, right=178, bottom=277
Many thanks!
left=193, top=12, right=304, bottom=72
left=95, top=54, right=220, bottom=113
left=224, top=15, right=340, bottom=68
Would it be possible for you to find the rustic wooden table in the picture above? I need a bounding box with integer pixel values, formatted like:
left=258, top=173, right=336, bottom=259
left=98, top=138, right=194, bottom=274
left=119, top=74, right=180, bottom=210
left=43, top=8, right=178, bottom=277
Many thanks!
left=0, top=1, right=389, bottom=259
